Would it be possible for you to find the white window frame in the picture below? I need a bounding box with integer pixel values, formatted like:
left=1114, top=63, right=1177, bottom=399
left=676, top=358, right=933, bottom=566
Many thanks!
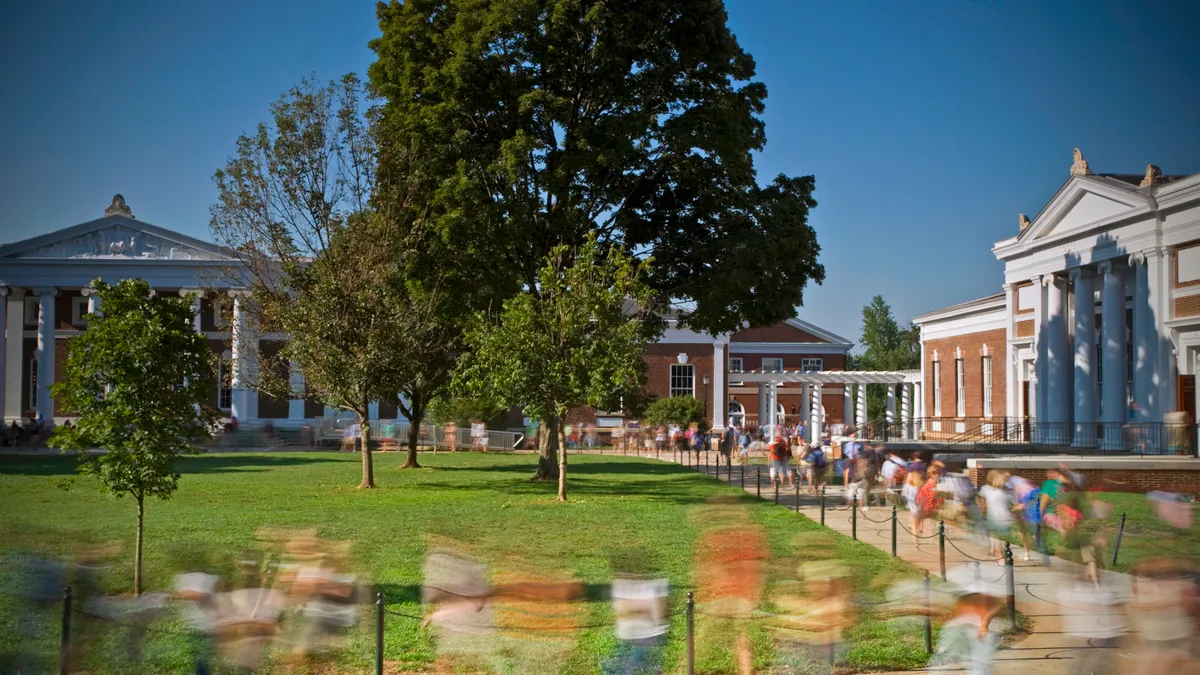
left=71, top=297, right=89, bottom=327
left=669, top=364, right=695, bottom=398
left=729, top=357, right=743, bottom=386
left=28, top=358, right=38, bottom=411
left=981, top=356, right=993, bottom=418
left=218, top=350, right=233, bottom=410
left=24, top=297, right=39, bottom=327
left=955, top=358, right=966, bottom=418
left=761, top=357, right=783, bottom=373
left=728, top=400, right=745, bottom=426
left=800, top=358, right=823, bottom=372
left=932, top=361, right=942, bottom=417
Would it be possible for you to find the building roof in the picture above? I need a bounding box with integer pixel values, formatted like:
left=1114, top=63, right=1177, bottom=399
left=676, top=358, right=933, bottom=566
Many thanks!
left=912, top=292, right=1006, bottom=325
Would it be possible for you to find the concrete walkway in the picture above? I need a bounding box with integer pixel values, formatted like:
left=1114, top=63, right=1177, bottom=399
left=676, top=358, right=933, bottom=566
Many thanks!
left=663, top=451, right=1141, bottom=675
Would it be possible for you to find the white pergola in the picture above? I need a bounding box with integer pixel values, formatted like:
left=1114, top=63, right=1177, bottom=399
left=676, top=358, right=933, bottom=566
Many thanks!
left=733, top=370, right=922, bottom=443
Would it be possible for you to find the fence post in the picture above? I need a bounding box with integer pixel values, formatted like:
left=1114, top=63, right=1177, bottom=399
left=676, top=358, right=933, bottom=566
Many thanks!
left=59, top=586, right=72, bottom=675
left=851, top=496, right=858, bottom=540
left=756, top=468, right=761, bottom=497
left=891, top=505, right=898, bottom=556
left=938, top=520, right=946, bottom=581
left=686, top=591, right=695, bottom=675
left=774, top=482, right=779, bottom=506
left=1004, top=543, right=1016, bottom=627
left=820, top=486, right=826, bottom=526
left=740, top=462, right=744, bottom=490
left=1111, top=512, right=1126, bottom=567
left=923, top=570, right=933, bottom=654
left=375, top=592, right=384, bottom=675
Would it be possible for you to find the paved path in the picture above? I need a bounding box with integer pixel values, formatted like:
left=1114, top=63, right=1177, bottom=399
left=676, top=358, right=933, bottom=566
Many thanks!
left=661, top=451, right=1140, bottom=675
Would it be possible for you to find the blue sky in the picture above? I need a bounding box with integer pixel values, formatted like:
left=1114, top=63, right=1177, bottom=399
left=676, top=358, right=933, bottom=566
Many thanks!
left=2, top=0, right=1198, bottom=344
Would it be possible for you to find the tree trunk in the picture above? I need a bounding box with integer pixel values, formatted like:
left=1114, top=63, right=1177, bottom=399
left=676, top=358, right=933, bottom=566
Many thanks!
left=358, top=410, right=376, bottom=489
left=134, top=489, right=144, bottom=596
left=557, top=426, right=568, bottom=502
left=533, top=417, right=561, bottom=481
left=401, top=393, right=422, bottom=469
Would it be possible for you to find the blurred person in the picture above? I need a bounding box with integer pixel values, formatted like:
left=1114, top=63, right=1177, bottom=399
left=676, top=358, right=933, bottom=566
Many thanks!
left=903, top=470, right=925, bottom=545
left=934, top=589, right=1004, bottom=675
left=444, top=421, right=457, bottom=452
left=1013, top=482, right=1044, bottom=563
left=916, top=466, right=944, bottom=539
left=471, top=419, right=488, bottom=452
left=978, top=470, right=1016, bottom=562
left=806, top=442, right=828, bottom=495
left=768, top=559, right=857, bottom=672
left=585, top=423, right=598, bottom=449
left=1128, top=558, right=1197, bottom=672
left=605, top=548, right=668, bottom=675
left=654, top=425, right=667, bottom=455
left=693, top=497, right=768, bottom=675
left=421, top=536, right=497, bottom=672
left=841, top=431, right=860, bottom=490
left=490, top=561, right=586, bottom=675
left=881, top=450, right=908, bottom=503
left=769, top=435, right=794, bottom=490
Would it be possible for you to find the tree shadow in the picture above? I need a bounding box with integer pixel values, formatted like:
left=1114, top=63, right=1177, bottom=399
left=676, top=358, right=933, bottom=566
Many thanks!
left=0, top=453, right=346, bottom=476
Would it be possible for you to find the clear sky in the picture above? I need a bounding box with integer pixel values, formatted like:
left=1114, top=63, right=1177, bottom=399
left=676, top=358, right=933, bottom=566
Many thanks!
left=2, top=0, right=1198, bottom=344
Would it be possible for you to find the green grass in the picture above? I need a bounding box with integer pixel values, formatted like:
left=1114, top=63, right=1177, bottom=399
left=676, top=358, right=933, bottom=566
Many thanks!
left=0, top=451, right=936, bottom=674
left=998, top=491, right=1198, bottom=574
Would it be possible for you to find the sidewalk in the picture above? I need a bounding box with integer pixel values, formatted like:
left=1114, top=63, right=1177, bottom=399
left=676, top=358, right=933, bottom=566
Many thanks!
left=664, top=451, right=1139, bottom=675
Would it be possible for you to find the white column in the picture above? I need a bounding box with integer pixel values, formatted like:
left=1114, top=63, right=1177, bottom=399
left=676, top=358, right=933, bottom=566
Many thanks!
left=810, top=383, right=822, bottom=444
left=767, top=383, right=779, bottom=432
left=712, top=341, right=727, bottom=430
left=1070, top=268, right=1097, bottom=446
left=230, top=293, right=258, bottom=423
left=1043, top=273, right=1072, bottom=434
left=885, top=383, right=896, bottom=426
left=1003, top=283, right=1018, bottom=424
left=843, top=384, right=852, bottom=428
left=1130, top=253, right=1152, bottom=422
left=1032, top=276, right=1046, bottom=426
left=901, top=383, right=912, bottom=439
left=288, top=361, right=305, bottom=420
left=1146, top=249, right=1171, bottom=420
left=855, top=383, right=867, bottom=427
left=914, top=382, right=924, bottom=436
left=4, top=289, right=25, bottom=421
left=0, top=287, right=7, bottom=421
left=81, top=286, right=101, bottom=317
left=799, top=383, right=810, bottom=428
left=35, top=287, right=57, bottom=419
left=757, top=383, right=768, bottom=428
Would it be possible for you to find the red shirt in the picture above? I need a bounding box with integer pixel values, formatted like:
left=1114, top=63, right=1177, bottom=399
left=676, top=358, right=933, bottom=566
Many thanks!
left=917, top=481, right=942, bottom=514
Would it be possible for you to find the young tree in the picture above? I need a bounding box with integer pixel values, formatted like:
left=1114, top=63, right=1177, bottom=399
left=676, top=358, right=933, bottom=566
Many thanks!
left=50, top=279, right=218, bottom=595
left=210, top=74, right=458, bottom=484
left=454, top=235, right=658, bottom=499
left=369, top=0, right=824, bottom=335
left=849, top=295, right=920, bottom=420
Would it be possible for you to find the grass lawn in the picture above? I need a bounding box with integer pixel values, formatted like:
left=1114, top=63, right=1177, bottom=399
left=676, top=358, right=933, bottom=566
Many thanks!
left=0, top=451, right=937, bottom=674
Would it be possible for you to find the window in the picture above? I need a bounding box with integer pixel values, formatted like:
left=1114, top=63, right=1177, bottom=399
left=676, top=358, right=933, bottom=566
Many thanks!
left=932, top=361, right=942, bottom=416
left=729, top=357, right=743, bottom=385
left=761, top=358, right=783, bottom=373
left=213, top=297, right=229, bottom=329
left=728, top=400, right=745, bottom=426
left=71, top=297, right=89, bottom=327
left=800, top=358, right=823, bottom=372
left=28, top=358, right=38, bottom=411
left=24, top=297, right=39, bottom=327
left=981, top=356, right=992, bottom=417
left=669, top=364, right=694, bottom=398
left=955, top=359, right=966, bottom=417
left=218, top=351, right=233, bottom=410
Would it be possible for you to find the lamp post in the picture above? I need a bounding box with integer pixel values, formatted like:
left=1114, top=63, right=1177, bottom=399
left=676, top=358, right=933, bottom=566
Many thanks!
left=702, top=374, right=710, bottom=420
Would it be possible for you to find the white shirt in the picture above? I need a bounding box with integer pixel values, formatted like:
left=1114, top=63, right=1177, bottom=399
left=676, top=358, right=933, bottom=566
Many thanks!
left=979, top=486, right=1013, bottom=525
left=612, top=577, right=669, bottom=640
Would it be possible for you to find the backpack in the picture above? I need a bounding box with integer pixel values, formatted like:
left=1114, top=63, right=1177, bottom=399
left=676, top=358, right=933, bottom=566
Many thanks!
left=1022, top=488, right=1043, bottom=524
left=810, top=447, right=826, bottom=468
left=739, top=433, right=751, bottom=446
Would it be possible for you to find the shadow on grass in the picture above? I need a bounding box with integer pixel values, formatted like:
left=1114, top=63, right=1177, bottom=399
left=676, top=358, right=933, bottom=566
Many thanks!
left=0, top=453, right=345, bottom=476
left=373, top=581, right=618, bottom=607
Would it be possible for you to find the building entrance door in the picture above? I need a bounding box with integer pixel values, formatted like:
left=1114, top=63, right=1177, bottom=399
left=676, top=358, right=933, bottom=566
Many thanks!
left=1021, top=380, right=1030, bottom=441
left=1180, top=374, right=1195, bottom=421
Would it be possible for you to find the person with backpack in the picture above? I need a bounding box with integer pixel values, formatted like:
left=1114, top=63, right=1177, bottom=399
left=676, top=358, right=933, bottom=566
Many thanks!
left=805, top=443, right=827, bottom=495
left=768, top=436, right=794, bottom=490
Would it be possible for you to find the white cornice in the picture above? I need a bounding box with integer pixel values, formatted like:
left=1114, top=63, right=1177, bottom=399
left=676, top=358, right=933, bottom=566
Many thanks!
left=729, top=342, right=851, bottom=355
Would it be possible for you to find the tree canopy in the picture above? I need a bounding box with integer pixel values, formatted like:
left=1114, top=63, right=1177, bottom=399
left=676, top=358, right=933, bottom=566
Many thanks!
left=368, top=0, right=824, bottom=334
left=453, top=235, right=659, bottom=499
left=50, top=279, right=217, bottom=594
left=848, top=295, right=919, bottom=420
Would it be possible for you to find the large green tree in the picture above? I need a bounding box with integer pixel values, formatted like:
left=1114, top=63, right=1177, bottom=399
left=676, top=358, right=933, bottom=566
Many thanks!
left=50, top=279, right=218, bottom=595
left=453, top=235, right=658, bottom=499
left=849, top=295, right=919, bottom=421
left=210, top=74, right=459, bottom=484
left=368, top=0, right=824, bottom=334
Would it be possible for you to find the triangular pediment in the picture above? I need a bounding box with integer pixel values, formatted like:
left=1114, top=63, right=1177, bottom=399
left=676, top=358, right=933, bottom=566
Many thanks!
left=0, top=217, right=231, bottom=261
left=1023, top=177, right=1149, bottom=242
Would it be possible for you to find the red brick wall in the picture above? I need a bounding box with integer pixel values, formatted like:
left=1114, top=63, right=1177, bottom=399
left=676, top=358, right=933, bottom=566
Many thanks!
left=1176, top=295, right=1200, bottom=318
left=967, top=466, right=1200, bottom=496
left=643, top=343, right=715, bottom=400
left=1015, top=320, right=1033, bottom=338
left=924, top=328, right=1007, bottom=420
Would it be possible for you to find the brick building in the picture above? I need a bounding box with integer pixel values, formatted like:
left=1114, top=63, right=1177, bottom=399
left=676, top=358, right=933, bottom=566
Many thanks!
left=0, top=195, right=853, bottom=433
left=913, top=151, right=1200, bottom=450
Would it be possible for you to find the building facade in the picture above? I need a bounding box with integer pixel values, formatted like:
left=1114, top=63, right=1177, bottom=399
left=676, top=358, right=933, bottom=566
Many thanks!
left=2, top=196, right=854, bottom=432
left=916, top=152, right=1200, bottom=448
